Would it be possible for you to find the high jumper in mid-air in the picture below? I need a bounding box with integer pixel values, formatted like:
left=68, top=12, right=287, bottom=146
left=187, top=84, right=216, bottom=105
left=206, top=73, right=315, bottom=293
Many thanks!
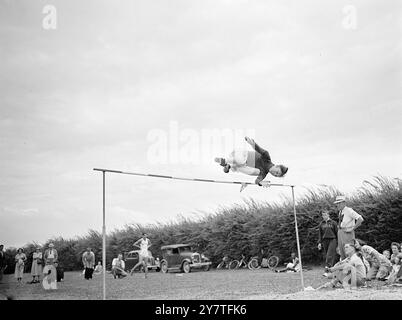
left=215, top=137, right=288, bottom=190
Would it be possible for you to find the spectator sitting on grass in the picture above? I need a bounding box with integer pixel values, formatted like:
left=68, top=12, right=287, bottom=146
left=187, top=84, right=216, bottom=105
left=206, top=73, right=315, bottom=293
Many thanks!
left=387, top=254, right=402, bottom=284
left=383, top=250, right=391, bottom=260
left=354, top=239, right=392, bottom=281
left=112, top=254, right=127, bottom=279
left=390, top=242, right=401, bottom=261
left=94, top=261, right=102, bottom=275
left=317, top=243, right=366, bottom=290
left=275, top=252, right=300, bottom=273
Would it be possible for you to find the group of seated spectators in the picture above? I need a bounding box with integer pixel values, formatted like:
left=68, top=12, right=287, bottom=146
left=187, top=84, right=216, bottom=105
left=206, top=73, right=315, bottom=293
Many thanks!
left=319, top=240, right=402, bottom=290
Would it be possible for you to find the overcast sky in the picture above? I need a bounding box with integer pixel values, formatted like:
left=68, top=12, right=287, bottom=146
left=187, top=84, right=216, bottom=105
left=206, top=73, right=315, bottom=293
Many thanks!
left=1, top=0, right=401, bottom=248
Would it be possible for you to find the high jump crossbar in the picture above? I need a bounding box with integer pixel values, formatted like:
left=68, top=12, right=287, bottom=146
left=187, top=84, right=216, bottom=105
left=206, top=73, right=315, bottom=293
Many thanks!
left=93, top=168, right=294, bottom=187
left=93, top=168, right=305, bottom=300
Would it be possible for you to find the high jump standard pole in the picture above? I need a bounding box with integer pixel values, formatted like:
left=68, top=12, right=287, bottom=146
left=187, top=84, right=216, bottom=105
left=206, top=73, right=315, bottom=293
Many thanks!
left=94, top=168, right=305, bottom=300
left=102, top=171, right=106, bottom=301
left=292, top=186, right=304, bottom=289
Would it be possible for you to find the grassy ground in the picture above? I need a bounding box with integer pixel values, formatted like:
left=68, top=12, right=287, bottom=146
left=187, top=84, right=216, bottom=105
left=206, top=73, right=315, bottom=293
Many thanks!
left=1, top=267, right=402, bottom=300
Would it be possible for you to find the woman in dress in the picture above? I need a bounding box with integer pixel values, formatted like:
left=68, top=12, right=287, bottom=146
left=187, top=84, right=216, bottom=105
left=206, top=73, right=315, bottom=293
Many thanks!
left=30, top=247, right=43, bottom=283
left=14, top=248, right=27, bottom=284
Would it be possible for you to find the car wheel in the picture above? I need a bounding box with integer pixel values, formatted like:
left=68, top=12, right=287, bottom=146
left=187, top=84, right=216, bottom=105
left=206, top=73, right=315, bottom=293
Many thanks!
left=161, top=261, right=168, bottom=273
left=203, top=264, right=211, bottom=272
left=182, top=261, right=191, bottom=273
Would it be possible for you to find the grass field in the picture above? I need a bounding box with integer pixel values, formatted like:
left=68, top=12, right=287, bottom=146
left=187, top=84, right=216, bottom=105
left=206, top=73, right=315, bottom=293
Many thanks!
left=1, top=267, right=402, bottom=300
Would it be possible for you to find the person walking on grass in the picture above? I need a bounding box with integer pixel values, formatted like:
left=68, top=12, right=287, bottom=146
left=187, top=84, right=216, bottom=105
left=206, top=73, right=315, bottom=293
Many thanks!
left=317, top=210, right=338, bottom=277
left=82, top=247, right=95, bottom=280
left=334, top=196, right=363, bottom=260
left=130, top=233, right=152, bottom=278
left=30, top=247, right=43, bottom=284
left=14, top=248, right=26, bottom=284
left=215, top=137, right=288, bottom=192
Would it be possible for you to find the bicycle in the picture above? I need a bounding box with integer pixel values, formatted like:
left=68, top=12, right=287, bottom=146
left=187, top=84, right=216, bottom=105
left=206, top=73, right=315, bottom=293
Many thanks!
left=248, top=250, right=279, bottom=270
left=216, top=256, right=230, bottom=269
left=228, top=254, right=250, bottom=270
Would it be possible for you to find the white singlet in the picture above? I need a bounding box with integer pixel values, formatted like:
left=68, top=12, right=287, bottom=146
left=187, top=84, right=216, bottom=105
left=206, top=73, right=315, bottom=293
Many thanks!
left=139, top=239, right=150, bottom=257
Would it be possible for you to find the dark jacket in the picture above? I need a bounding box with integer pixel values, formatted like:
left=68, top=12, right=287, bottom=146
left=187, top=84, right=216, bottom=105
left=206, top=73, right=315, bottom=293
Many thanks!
left=0, top=251, right=5, bottom=268
left=247, top=140, right=274, bottom=185
left=318, top=219, right=338, bottom=244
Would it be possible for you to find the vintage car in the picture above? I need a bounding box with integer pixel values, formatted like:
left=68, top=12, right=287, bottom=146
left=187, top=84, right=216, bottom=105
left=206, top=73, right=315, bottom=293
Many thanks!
left=124, top=250, right=161, bottom=272
left=160, top=244, right=211, bottom=273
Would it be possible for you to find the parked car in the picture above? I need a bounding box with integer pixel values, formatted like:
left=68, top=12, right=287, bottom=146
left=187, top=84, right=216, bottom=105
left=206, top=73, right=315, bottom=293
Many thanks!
left=124, top=250, right=160, bottom=272
left=160, top=244, right=211, bottom=273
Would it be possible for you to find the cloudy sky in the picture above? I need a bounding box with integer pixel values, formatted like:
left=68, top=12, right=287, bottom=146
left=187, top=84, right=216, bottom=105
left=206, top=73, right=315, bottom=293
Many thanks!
left=1, top=0, right=401, bottom=248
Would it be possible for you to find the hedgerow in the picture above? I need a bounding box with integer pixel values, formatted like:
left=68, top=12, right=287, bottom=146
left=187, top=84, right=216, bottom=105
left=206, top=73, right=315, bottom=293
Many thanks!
left=3, top=176, right=401, bottom=273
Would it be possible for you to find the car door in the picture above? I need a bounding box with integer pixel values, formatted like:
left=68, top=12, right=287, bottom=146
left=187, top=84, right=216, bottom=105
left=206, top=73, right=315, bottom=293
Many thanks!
left=169, top=248, right=181, bottom=268
left=125, top=251, right=138, bottom=271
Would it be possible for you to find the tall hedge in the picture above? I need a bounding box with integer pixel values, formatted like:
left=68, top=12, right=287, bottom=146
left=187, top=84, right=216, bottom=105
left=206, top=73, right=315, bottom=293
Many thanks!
left=4, top=176, right=401, bottom=273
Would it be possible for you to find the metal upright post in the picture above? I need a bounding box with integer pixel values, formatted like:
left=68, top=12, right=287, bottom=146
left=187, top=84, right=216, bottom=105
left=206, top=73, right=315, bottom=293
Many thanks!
left=292, top=186, right=305, bottom=290
left=102, top=171, right=106, bottom=300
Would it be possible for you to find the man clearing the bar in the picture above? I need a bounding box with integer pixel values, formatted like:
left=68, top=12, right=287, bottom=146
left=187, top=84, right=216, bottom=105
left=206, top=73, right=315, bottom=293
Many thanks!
left=215, top=137, right=288, bottom=189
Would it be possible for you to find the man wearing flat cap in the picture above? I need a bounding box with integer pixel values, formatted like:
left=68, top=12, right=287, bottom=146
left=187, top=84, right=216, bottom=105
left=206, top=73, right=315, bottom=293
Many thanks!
left=334, top=195, right=364, bottom=260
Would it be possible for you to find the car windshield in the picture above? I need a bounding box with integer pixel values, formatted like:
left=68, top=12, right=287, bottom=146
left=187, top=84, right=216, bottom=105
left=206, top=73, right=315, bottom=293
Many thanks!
left=180, top=246, right=192, bottom=252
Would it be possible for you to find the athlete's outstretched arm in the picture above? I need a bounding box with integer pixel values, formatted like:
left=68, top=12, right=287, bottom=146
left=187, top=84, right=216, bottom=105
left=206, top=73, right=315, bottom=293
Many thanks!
left=245, top=137, right=271, bottom=160
left=255, top=171, right=268, bottom=186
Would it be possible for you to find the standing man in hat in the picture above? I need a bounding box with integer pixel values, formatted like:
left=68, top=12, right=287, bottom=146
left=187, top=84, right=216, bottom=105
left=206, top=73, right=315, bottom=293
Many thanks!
left=334, top=196, right=364, bottom=260
left=43, top=243, right=58, bottom=290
